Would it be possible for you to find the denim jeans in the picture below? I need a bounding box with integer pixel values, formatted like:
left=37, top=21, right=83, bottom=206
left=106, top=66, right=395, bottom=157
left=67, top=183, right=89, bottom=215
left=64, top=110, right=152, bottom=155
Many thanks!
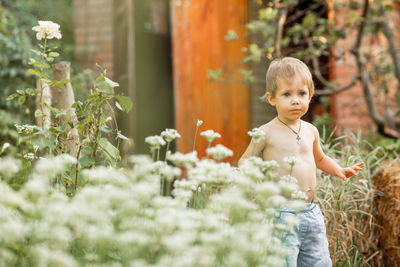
left=278, top=203, right=332, bottom=267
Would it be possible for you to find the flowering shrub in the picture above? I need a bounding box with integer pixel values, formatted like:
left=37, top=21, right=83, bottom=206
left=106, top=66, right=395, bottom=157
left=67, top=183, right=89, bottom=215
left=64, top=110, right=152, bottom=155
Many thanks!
left=0, top=139, right=306, bottom=266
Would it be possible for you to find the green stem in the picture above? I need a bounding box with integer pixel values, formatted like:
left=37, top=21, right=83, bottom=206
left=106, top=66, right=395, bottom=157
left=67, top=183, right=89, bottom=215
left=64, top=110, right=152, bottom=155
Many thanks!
left=166, top=179, right=171, bottom=196
left=206, top=141, right=211, bottom=159
left=91, top=94, right=103, bottom=166
left=39, top=37, right=48, bottom=130
left=75, top=145, right=82, bottom=191
left=151, top=149, right=156, bottom=161
left=157, top=148, right=160, bottom=161
left=160, top=176, right=164, bottom=195
left=193, top=125, right=200, bottom=151
left=165, top=141, right=171, bottom=161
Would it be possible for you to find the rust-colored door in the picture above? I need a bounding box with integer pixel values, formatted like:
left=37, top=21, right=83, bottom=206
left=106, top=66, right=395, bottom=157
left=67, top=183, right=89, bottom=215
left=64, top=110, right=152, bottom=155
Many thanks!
left=170, top=0, right=250, bottom=164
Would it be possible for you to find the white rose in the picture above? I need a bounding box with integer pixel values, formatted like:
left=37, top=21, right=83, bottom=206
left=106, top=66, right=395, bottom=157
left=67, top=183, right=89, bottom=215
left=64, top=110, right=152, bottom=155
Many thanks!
left=32, top=21, right=62, bottom=40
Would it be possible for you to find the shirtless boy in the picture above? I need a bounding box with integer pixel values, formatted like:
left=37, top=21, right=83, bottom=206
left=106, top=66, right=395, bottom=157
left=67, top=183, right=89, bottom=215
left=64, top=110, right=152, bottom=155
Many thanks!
left=238, top=57, right=363, bottom=267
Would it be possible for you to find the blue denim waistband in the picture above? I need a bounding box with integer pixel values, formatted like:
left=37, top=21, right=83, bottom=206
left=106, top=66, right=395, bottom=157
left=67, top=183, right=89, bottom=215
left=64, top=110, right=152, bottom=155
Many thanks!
left=279, top=201, right=316, bottom=214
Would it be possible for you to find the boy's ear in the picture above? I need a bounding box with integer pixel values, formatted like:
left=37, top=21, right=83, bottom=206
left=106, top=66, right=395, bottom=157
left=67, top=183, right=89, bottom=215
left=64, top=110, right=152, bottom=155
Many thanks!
left=266, top=92, right=276, bottom=106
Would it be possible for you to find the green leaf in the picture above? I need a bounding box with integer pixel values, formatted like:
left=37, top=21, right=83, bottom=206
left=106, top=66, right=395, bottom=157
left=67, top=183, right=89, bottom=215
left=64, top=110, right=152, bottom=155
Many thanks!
left=6, top=93, right=19, bottom=101
left=48, top=52, right=60, bottom=57
left=16, top=89, right=25, bottom=95
left=94, top=75, right=119, bottom=94
left=99, top=138, right=120, bottom=160
left=117, top=132, right=129, bottom=141
left=42, top=135, right=57, bottom=150
left=207, top=69, right=224, bottom=81
left=26, top=88, right=38, bottom=96
left=52, top=79, right=70, bottom=88
left=30, top=49, right=42, bottom=56
left=115, top=95, right=133, bottom=113
left=34, top=109, right=43, bottom=118
left=240, top=69, right=255, bottom=84
left=225, top=30, right=238, bottom=41
left=100, top=125, right=112, bottom=133
left=79, top=156, right=95, bottom=168
left=28, top=68, right=43, bottom=78
left=17, top=95, right=26, bottom=105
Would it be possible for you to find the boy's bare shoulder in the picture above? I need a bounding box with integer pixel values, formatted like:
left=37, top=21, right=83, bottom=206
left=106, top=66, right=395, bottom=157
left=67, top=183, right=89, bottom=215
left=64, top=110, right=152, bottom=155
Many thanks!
left=302, top=120, right=319, bottom=137
left=258, top=120, right=276, bottom=133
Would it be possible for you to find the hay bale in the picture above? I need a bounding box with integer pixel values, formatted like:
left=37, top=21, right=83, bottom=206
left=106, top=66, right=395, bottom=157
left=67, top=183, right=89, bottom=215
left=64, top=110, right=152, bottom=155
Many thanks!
left=373, top=159, right=400, bottom=267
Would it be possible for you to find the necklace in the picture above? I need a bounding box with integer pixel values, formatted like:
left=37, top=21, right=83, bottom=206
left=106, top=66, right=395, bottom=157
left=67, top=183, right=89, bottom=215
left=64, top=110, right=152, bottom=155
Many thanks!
left=277, top=118, right=301, bottom=144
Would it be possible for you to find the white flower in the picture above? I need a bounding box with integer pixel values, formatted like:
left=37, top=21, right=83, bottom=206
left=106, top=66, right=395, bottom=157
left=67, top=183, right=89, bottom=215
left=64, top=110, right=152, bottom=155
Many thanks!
left=206, top=144, right=233, bottom=161
left=32, top=21, right=62, bottom=40
left=33, top=145, right=39, bottom=153
left=145, top=135, right=166, bottom=150
left=248, top=128, right=265, bottom=143
left=0, top=157, right=21, bottom=181
left=280, top=175, right=298, bottom=184
left=2, top=143, right=10, bottom=150
left=161, top=129, right=181, bottom=142
left=159, top=164, right=182, bottom=181
left=23, top=153, right=35, bottom=161
left=167, top=151, right=198, bottom=166
left=283, top=156, right=298, bottom=166
left=197, top=120, right=203, bottom=127
left=200, top=130, right=221, bottom=143
left=291, top=190, right=308, bottom=201
left=14, top=124, right=39, bottom=134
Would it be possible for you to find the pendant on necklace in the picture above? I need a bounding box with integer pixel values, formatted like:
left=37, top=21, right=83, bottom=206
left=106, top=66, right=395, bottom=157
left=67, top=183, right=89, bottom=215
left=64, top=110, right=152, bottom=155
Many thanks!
left=296, top=135, right=301, bottom=144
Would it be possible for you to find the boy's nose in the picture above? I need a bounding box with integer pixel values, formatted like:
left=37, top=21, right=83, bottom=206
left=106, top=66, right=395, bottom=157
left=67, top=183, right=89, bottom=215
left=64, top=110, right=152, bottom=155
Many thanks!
left=291, top=97, right=300, bottom=104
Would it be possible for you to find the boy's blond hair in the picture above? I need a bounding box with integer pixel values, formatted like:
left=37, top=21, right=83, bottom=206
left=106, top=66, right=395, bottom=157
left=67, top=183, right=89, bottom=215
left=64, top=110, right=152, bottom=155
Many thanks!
left=264, top=57, right=314, bottom=99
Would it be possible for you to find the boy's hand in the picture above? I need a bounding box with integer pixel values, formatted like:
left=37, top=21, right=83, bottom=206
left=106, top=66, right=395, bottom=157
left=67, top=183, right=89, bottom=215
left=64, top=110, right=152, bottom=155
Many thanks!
left=339, top=162, right=364, bottom=181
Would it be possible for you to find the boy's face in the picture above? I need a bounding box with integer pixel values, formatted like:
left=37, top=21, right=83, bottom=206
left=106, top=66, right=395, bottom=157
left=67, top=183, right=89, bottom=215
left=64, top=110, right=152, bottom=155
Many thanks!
left=266, top=74, right=312, bottom=123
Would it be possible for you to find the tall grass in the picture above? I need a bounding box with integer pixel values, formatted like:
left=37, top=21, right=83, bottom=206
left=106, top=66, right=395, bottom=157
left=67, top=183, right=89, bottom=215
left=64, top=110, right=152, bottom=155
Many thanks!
left=316, top=128, right=387, bottom=267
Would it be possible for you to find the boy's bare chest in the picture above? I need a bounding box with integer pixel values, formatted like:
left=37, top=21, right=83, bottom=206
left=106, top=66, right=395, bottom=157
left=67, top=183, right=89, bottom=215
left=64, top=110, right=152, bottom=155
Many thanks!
left=264, top=128, right=314, bottom=156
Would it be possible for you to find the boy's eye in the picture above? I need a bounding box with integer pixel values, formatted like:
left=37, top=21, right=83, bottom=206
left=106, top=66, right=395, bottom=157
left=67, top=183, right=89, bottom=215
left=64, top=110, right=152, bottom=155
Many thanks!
left=283, top=93, right=290, bottom=97
left=299, top=92, right=307, bottom=96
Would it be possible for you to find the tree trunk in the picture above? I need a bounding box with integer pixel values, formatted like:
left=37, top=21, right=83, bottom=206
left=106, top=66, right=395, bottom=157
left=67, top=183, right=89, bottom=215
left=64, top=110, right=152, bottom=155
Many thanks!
left=35, top=79, right=51, bottom=130
left=51, top=61, right=80, bottom=156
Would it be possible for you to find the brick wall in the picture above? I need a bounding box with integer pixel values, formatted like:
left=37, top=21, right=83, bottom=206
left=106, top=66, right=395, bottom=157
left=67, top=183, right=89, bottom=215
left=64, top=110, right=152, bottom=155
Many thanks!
left=73, top=0, right=114, bottom=78
left=330, top=1, right=400, bottom=134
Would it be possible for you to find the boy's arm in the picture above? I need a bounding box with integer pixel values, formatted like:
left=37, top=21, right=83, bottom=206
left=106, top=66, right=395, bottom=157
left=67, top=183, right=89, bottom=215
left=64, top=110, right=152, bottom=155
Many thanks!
left=312, top=126, right=363, bottom=181
left=238, top=134, right=266, bottom=166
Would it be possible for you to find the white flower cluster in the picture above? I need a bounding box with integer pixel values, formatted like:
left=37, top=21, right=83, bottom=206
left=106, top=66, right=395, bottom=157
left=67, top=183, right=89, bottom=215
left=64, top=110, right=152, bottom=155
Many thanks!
left=23, top=153, right=35, bottom=161
left=206, top=144, right=233, bottom=161
left=145, top=135, right=166, bottom=150
left=166, top=151, right=198, bottom=167
left=14, top=124, right=39, bottom=134
left=200, top=130, right=221, bottom=143
left=32, top=21, right=62, bottom=40
left=161, top=129, right=181, bottom=143
left=0, top=147, right=307, bottom=266
left=283, top=156, right=298, bottom=166
left=248, top=127, right=265, bottom=143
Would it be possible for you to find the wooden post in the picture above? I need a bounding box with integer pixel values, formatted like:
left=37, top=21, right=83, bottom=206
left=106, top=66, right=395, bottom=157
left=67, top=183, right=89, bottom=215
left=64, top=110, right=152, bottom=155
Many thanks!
left=51, top=61, right=80, bottom=156
left=170, top=0, right=250, bottom=164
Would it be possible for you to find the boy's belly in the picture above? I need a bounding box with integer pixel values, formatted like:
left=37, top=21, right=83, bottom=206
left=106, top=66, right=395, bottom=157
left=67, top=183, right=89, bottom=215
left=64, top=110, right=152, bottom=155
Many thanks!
left=276, top=158, right=317, bottom=202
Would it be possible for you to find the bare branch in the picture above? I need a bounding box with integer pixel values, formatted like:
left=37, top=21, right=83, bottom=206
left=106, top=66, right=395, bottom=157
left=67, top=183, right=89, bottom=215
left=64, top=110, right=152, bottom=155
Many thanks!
left=275, top=7, right=287, bottom=58
left=350, top=0, right=399, bottom=138
left=306, top=38, right=359, bottom=96
left=378, top=4, right=400, bottom=94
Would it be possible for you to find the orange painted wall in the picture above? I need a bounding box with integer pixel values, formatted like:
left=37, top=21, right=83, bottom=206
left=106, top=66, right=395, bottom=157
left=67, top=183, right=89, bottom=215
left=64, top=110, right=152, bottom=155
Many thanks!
left=170, top=0, right=250, bottom=165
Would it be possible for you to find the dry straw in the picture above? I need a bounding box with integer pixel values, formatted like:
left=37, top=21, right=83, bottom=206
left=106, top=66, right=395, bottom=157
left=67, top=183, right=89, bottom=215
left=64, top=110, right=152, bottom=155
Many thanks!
left=373, top=159, right=400, bottom=267
left=316, top=128, right=386, bottom=266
